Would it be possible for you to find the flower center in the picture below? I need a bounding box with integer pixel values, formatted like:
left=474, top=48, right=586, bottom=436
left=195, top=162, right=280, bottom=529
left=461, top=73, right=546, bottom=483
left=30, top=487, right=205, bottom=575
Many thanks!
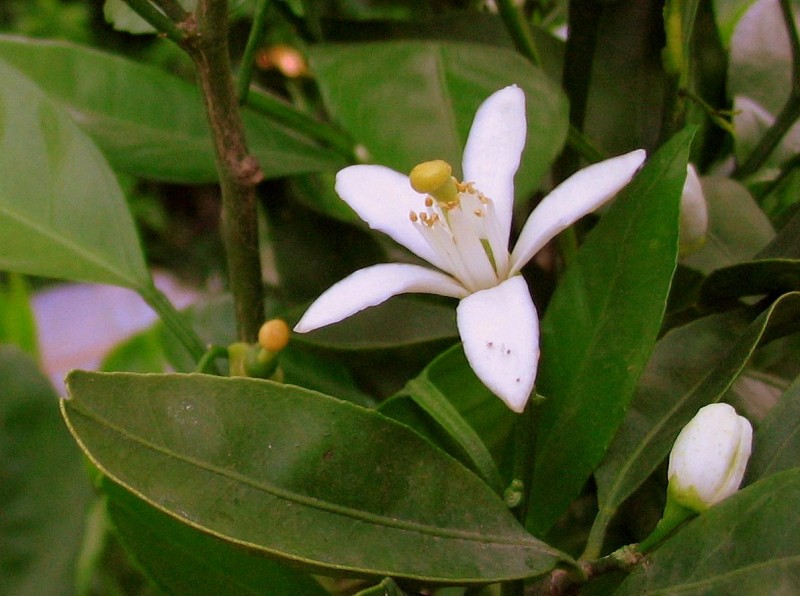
left=408, top=160, right=509, bottom=292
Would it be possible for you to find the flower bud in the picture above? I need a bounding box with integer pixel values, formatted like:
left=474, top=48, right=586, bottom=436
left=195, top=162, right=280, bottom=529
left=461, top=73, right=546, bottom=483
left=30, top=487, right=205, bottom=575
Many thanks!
left=678, top=164, right=708, bottom=255
left=667, top=403, right=753, bottom=513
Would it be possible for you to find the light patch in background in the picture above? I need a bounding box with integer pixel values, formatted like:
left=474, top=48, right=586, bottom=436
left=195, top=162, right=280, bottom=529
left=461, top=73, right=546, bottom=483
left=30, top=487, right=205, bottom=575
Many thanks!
left=33, top=271, right=198, bottom=393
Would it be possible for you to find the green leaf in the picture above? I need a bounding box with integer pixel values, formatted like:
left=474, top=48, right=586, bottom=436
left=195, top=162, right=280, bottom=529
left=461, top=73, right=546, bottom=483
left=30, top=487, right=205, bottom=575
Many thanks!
left=309, top=41, right=568, bottom=199
left=62, top=371, right=569, bottom=582
left=104, top=480, right=328, bottom=596
left=746, top=373, right=800, bottom=481
left=0, top=57, right=150, bottom=289
left=700, top=258, right=800, bottom=303
left=592, top=293, right=800, bottom=550
left=526, top=129, right=691, bottom=536
left=0, top=346, right=94, bottom=596
left=682, top=176, right=775, bottom=275
left=0, top=36, right=343, bottom=183
left=615, top=468, right=800, bottom=595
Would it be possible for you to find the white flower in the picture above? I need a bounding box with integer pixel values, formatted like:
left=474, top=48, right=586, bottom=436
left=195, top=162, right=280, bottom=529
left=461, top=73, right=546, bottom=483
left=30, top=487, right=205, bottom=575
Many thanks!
left=668, top=403, right=753, bottom=513
left=294, top=85, right=645, bottom=412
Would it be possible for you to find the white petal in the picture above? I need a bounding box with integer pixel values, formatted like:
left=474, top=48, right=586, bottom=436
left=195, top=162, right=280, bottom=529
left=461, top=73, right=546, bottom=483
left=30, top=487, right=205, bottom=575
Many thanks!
left=294, top=263, right=467, bottom=333
left=509, top=149, right=646, bottom=275
left=335, top=165, right=452, bottom=273
left=456, top=276, right=539, bottom=413
left=461, top=85, right=527, bottom=243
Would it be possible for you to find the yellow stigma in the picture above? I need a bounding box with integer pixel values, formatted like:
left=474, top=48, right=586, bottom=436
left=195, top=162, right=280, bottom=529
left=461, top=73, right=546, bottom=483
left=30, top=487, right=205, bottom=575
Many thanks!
left=409, top=160, right=458, bottom=203
left=258, top=319, right=290, bottom=352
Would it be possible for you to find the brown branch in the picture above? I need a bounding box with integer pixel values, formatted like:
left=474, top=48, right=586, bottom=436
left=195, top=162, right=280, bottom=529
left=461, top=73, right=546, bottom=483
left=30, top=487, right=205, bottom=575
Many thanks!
left=183, top=1, right=265, bottom=342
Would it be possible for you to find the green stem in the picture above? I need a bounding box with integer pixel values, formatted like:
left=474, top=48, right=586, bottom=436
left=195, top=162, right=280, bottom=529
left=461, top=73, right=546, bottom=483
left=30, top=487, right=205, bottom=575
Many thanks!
left=567, top=124, right=608, bottom=163
left=734, top=0, right=800, bottom=180
left=120, top=0, right=186, bottom=43
left=402, top=378, right=504, bottom=494
left=496, top=0, right=542, bottom=66
left=236, top=0, right=273, bottom=104
left=188, top=0, right=266, bottom=343
left=245, top=89, right=359, bottom=161
left=139, top=283, right=206, bottom=362
left=353, top=577, right=405, bottom=596
left=150, top=0, right=189, bottom=21
left=581, top=507, right=613, bottom=561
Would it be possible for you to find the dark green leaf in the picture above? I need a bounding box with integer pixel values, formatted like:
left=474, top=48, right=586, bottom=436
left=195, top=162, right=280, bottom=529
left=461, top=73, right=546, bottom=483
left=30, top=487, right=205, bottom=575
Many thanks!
left=593, top=293, right=800, bottom=549
left=62, top=371, right=569, bottom=582
left=310, top=41, right=568, bottom=199
left=526, top=129, right=691, bottom=536
left=0, top=57, right=150, bottom=288
left=615, top=468, right=800, bottom=595
left=0, top=36, right=343, bottom=183
left=105, top=480, right=328, bottom=596
left=700, top=258, right=800, bottom=303
left=0, top=346, right=93, bottom=595
left=746, top=373, right=800, bottom=481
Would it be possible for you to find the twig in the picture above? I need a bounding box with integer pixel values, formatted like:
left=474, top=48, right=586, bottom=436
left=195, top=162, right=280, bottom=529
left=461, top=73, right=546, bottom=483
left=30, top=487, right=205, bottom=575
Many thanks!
left=734, top=0, right=800, bottom=179
left=186, top=0, right=266, bottom=342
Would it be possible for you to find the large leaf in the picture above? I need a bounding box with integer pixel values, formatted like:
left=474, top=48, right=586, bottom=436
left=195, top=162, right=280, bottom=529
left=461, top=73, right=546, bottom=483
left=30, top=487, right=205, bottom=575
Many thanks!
left=105, top=481, right=328, bottom=596
left=62, top=372, right=570, bottom=582
left=0, top=35, right=343, bottom=183
left=746, top=373, right=800, bottom=481
left=309, top=41, right=568, bottom=200
left=700, top=258, right=800, bottom=303
left=592, top=293, right=800, bottom=549
left=526, top=130, right=691, bottom=536
left=0, top=346, right=93, bottom=596
left=615, top=468, right=800, bottom=595
left=0, top=57, right=150, bottom=289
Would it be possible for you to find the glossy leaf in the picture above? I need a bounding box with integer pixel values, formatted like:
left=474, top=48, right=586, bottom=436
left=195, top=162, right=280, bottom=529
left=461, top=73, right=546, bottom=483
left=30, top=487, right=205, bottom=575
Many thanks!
left=746, top=373, right=800, bottom=481
left=0, top=57, right=150, bottom=289
left=105, top=480, right=328, bottom=596
left=682, top=176, right=775, bottom=275
left=526, top=130, right=691, bottom=536
left=616, top=468, right=800, bottom=595
left=62, top=371, right=570, bottom=582
left=310, top=41, right=568, bottom=200
left=593, top=293, right=800, bottom=546
left=0, top=35, right=343, bottom=183
left=0, top=346, right=93, bottom=595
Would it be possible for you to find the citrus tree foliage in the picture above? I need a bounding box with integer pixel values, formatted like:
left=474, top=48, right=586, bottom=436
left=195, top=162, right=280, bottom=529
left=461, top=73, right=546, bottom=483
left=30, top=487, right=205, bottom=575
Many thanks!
left=1, top=0, right=800, bottom=594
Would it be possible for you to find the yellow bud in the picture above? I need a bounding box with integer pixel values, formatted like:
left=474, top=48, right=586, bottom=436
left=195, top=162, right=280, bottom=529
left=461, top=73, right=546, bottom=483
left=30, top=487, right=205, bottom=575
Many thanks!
left=258, top=319, right=290, bottom=352
left=409, top=160, right=458, bottom=203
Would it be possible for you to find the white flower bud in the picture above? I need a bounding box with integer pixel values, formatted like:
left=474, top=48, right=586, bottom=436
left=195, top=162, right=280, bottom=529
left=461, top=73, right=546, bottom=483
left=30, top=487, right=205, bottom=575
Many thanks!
left=668, top=403, right=753, bottom=513
left=679, top=164, right=708, bottom=255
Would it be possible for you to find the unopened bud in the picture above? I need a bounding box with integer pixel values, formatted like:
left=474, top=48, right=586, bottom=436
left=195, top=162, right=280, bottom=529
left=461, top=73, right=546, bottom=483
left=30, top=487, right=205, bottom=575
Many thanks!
left=668, top=403, right=752, bottom=513
left=679, top=164, right=708, bottom=255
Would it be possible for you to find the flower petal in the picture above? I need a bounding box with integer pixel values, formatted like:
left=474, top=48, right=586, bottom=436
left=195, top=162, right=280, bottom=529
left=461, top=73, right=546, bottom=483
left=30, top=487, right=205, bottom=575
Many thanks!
left=294, top=263, right=467, bottom=333
left=456, top=276, right=539, bottom=413
left=509, top=149, right=646, bottom=275
left=335, top=165, right=452, bottom=273
left=461, top=85, right=527, bottom=244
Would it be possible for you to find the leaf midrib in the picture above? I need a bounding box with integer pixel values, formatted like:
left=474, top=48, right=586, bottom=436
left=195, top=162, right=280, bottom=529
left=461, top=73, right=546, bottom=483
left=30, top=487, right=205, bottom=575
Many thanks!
left=65, top=400, right=540, bottom=548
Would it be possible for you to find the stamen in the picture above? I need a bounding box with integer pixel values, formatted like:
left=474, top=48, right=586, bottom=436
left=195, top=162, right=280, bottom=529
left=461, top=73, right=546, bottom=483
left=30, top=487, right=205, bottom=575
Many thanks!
left=409, top=211, right=418, bottom=222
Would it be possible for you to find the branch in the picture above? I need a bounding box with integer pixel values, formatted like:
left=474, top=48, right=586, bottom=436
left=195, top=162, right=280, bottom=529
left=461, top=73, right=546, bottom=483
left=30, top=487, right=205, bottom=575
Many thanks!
left=734, top=0, right=800, bottom=179
left=186, top=0, right=266, bottom=342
